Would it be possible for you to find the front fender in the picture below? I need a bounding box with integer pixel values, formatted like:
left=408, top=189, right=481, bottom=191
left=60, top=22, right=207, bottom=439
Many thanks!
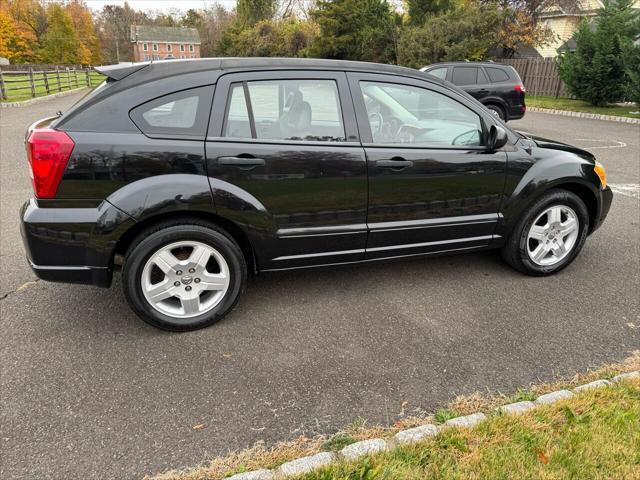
left=498, top=147, right=599, bottom=236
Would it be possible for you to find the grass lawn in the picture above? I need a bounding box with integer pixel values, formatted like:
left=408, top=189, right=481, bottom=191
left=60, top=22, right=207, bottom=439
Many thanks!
left=527, top=95, right=640, bottom=119
left=150, top=355, right=639, bottom=480
left=300, top=378, right=640, bottom=480
left=1, top=71, right=104, bottom=102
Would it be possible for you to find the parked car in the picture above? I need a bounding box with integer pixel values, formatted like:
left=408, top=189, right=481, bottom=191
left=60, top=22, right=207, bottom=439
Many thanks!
left=420, top=61, right=526, bottom=121
left=21, top=58, right=611, bottom=331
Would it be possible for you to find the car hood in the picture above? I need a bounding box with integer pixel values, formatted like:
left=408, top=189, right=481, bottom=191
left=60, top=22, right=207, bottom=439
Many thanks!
left=516, top=132, right=596, bottom=162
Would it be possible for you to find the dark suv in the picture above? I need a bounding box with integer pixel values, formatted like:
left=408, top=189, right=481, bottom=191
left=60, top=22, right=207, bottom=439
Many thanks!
left=21, top=58, right=611, bottom=331
left=421, top=62, right=526, bottom=121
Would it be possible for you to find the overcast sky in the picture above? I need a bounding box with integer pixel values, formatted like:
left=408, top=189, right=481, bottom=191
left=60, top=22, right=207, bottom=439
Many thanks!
left=82, top=0, right=238, bottom=11
left=82, top=0, right=403, bottom=13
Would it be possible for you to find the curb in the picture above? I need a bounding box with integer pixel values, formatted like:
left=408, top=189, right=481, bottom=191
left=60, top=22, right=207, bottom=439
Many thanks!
left=1, top=87, right=90, bottom=108
left=526, top=106, right=640, bottom=124
left=226, top=370, right=639, bottom=480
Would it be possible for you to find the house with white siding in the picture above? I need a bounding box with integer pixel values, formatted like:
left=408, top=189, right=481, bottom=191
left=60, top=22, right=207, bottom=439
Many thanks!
left=536, top=0, right=640, bottom=57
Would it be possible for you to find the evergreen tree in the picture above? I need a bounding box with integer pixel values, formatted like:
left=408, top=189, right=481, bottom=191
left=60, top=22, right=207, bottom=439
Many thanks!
left=557, top=0, right=639, bottom=106
left=237, top=0, right=277, bottom=26
left=310, top=0, right=398, bottom=64
left=405, top=0, right=454, bottom=25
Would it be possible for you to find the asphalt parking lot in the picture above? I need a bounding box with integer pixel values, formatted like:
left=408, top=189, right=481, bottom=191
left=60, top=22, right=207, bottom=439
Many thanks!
left=1, top=92, right=638, bottom=480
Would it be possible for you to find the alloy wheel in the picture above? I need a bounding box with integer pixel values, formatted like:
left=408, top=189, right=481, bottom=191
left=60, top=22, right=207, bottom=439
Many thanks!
left=526, top=205, right=580, bottom=266
left=141, top=241, right=230, bottom=319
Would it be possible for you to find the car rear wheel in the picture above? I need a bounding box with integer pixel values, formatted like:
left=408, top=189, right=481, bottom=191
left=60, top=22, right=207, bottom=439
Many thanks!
left=502, top=189, right=589, bottom=276
left=123, top=221, right=246, bottom=331
left=486, top=104, right=506, bottom=121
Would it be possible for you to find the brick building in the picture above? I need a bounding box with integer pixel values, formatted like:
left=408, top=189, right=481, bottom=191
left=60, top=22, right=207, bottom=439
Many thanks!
left=130, top=25, right=201, bottom=62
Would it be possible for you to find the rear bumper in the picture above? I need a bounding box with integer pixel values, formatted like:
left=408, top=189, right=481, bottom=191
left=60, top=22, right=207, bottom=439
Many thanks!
left=508, top=104, right=526, bottom=121
left=20, top=198, right=135, bottom=287
left=28, top=262, right=113, bottom=287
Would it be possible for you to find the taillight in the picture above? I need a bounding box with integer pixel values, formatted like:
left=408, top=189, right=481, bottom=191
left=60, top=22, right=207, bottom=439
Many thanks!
left=514, top=84, right=526, bottom=93
left=26, top=129, right=74, bottom=199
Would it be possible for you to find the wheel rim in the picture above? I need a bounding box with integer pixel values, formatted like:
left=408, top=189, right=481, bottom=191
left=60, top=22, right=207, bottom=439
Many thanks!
left=141, top=241, right=230, bottom=319
left=526, top=205, right=579, bottom=266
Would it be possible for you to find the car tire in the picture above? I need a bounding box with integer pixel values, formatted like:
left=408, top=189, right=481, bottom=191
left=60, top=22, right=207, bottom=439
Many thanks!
left=486, top=104, right=506, bottom=121
left=122, top=220, right=247, bottom=331
left=502, top=189, right=590, bottom=276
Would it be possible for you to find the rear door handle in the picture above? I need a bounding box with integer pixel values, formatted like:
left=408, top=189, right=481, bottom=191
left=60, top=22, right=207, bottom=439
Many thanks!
left=376, top=159, right=413, bottom=169
left=218, top=156, right=265, bottom=167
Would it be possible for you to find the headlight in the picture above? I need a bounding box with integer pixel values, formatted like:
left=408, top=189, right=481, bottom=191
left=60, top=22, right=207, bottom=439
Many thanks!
left=594, top=161, right=607, bottom=189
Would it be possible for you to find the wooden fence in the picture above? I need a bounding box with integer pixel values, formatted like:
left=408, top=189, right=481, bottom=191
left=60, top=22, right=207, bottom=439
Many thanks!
left=0, top=66, right=102, bottom=101
left=497, top=58, right=569, bottom=98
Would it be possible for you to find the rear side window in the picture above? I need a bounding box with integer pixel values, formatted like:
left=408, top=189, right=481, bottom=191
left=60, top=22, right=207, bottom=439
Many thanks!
left=486, top=67, right=510, bottom=83
left=130, top=85, right=214, bottom=138
left=427, top=67, right=447, bottom=80
left=222, top=79, right=346, bottom=142
left=451, top=67, right=479, bottom=86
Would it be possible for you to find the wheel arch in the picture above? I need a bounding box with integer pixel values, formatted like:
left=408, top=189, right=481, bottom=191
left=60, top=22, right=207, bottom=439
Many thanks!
left=482, top=99, right=508, bottom=120
left=113, top=210, right=257, bottom=274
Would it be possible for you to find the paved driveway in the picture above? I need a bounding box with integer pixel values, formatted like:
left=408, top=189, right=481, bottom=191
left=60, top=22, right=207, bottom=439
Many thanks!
left=1, top=94, right=638, bottom=479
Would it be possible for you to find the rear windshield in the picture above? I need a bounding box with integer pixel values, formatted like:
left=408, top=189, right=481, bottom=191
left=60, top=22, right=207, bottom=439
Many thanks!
left=51, top=80, right=110, bottom=128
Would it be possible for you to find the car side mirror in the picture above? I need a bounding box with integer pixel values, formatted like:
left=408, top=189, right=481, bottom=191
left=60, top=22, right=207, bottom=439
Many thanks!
left=487, top=124, right=508, bottom=151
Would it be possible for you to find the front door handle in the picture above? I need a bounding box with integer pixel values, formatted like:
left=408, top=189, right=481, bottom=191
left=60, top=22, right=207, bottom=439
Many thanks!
left=218, top=156, right=265, bottom=167
left=376, top=159, right=413, bottom=169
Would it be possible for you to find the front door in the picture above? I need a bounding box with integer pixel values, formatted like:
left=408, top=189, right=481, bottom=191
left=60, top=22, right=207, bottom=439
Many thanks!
left=206, top=71, right=367, bottom=270
left=347, top=73, right=507, bottom=259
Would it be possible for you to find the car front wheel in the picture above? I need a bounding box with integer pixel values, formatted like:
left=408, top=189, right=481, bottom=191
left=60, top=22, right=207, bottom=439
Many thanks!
left=122, top=221, right=246, bottom=331
left=502, top=189, right=590, bottom=276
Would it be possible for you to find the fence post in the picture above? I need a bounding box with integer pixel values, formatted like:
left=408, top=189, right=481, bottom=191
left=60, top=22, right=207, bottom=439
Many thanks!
left=43, top=71, right=51, bottom=94
left=85, top=68, right=91, bottom=87
left=0, top=70, right=6, bottom=100
left=65, top=67, right=71, bottom=90
left=55, top=66, right=62, bottom=92
left=28, top=66, right=36, bottom=98
left=73, top=68, right=79, bottom=88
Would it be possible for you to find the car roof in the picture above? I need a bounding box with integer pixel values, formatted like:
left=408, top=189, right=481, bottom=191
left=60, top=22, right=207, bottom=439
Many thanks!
left=96, top=57, right=442, bottom=83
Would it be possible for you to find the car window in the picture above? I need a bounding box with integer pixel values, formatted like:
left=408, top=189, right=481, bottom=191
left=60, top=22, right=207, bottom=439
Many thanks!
left=223, top=84, right=252, bottom=138
left=130, top=86, right=213, bottom=138
left=223, top=79, right=346, bottom=142
left=452, top=67, right=482, bottom=86
left=427, top=67, right=447, bottom=80
left=477, top=68, right=489, bottom=84
left=486, top=67, right=510, bottom=83
left=360, top=81, right=483, bottom=147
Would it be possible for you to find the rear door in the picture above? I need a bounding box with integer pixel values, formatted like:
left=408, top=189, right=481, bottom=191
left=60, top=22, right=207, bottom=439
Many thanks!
left=206, top=70, right=368, bottom=270
left=451, top=66, right=489, bottom=101
left=347, top=72, right=507, bottom=259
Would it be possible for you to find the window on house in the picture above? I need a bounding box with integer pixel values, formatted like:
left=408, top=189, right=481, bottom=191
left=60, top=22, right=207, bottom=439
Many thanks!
left=143, top=43, right=148, bottom=51
left=180, top=44, right=185, bottom=52
left=167, top=44, right=172, bottom=52
left=189, top=44, right=194, bottom=52
left=153, top=43, right=158, bottom=51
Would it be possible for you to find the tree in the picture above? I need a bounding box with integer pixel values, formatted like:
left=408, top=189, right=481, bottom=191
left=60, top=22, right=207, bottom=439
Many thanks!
left=397, top=2, right=503, bottom=68
left=65, top=0, right=102, bottom=64
left=405, top=0, right=454, bottom=25
left=0, top=5, right=36, bottom=62
left=557, top=0, right=639, bottom=106
left=95, top=2, right=149, bottom=63
left=38, top=3, right=81, bottom=64
left=237, top=0, right=277, bottom=26
left=310, top=0, right=399, bottom=64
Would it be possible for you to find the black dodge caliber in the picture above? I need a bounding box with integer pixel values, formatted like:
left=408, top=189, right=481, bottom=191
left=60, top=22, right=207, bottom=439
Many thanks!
left=21, top=58, right=612, bottom=331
